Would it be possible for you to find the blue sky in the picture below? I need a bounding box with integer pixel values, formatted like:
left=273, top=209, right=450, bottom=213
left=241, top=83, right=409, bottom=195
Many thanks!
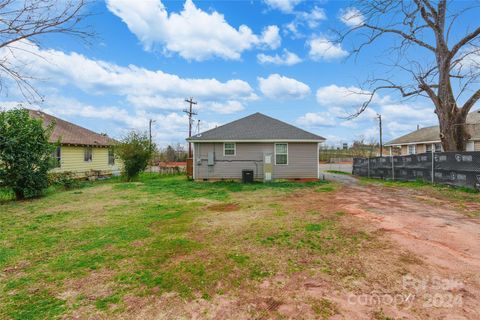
left=2, top=0, right=477, bottom=147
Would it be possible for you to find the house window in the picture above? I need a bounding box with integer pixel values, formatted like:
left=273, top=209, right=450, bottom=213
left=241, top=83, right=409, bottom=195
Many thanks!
left=84, top=147, right=93, bottom=162
left=224, top=143, right=236, bottom=156
left=426, top=144, right=432, bottom=153
left=434, top=143, right=442, bottom=152
left=275, top=143, right=288, bottom=165
left=51, top=146, right=61, bottom=168
left=408, top=145, right=416, bottom=155
left=108, top=148, right=115, bottom=165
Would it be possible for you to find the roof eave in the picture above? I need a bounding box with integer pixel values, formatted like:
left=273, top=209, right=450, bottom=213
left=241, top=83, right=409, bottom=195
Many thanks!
left=186, top=138, right=326, bottom=143
left=384, top=139, right=442, bottom=147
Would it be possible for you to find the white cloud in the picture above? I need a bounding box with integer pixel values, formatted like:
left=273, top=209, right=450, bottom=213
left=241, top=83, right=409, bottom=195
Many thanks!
left=339, top=7, right=364, bottom=27
left=260, top=25, right=282, bottom=50
left=298, top=83, right=439, bottom=144
left=20, top=95, right=218, bottom=145
left=257, top=49, right=302, bottom=65
left=316, top=85, right=371, bottom=107
left=296, top=6, right=326, bottom=28
left=205, top=100, right=245, bottom=114
left=2, top=40, right=256, bottom=114
left=106, top=0, right=280, bottom=60
left=264, top=0, right=303, bottom=13
left=283, top=6, right=327, bottom=39
left=297, top=112, right=336, bottom=127
left=309, top=37, right=348, bottom=61
left=258, top=74, right=310, bottom=99
left=125, top=96, right=186, bottom=110
left=380, top=104, right=435, bottom=122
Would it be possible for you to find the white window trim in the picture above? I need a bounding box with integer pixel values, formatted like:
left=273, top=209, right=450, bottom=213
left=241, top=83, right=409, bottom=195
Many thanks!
left=223, top=142, right=236, bottom=156
left=52, top=146, right=62, bottom=168
left=108, top=148, right=115, bottom=166
left=408, top=144, right=416, bottom=155
left=426, top=144, right=433, bottom=153
left=274, top=143, right=288, bottom=165
left=84, top=146, right=93, bottom=162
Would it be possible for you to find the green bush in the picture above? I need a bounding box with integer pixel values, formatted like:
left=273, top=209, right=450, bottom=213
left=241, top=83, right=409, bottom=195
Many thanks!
left=116, top=131, right=154, bottom=181
left=48, top=172, right=80, bottom=190
left=0, top=109, right=56, bottom=200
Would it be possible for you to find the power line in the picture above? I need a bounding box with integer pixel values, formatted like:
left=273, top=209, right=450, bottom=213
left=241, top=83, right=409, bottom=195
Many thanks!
left=183, top=97, right=197, bottom=158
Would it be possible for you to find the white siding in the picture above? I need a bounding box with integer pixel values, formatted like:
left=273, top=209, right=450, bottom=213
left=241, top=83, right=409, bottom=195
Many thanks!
left=193, top=142, right=318, bottom=180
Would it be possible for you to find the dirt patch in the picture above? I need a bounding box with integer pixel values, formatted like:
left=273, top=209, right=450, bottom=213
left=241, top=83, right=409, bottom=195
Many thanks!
left=60, top=268, right=116, bottom=302
left=206, top=203, right=240, bottom=212
left=330, top=183, right=480, bottom=319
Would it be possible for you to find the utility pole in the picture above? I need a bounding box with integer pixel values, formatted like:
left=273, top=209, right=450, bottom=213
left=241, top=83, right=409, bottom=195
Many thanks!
left=149, top=119, right=156, bottom=171
left=377, top=113, right=383, bottom=157
left=149, top=119, right=156, bottom=154
left=183, top=97, right=197, bottom=158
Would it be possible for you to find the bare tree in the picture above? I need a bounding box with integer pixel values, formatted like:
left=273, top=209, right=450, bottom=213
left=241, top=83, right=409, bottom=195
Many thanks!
left=0, top=0, right=93, bottom=102
left=338, top=0, right=480, bottom=151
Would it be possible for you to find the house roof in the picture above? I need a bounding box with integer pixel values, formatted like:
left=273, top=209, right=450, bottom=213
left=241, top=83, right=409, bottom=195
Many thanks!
left=187, top=112, right=325, bottom=142
left=28, top=109, right=115, bottom=147
left=385, top=110, right=480, bottom=146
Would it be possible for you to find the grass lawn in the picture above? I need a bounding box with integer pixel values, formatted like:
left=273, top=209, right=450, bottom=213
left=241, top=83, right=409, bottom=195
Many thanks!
left=0, top=174, right=379, bottom=319
left=324, top=170, right=352, bottom=175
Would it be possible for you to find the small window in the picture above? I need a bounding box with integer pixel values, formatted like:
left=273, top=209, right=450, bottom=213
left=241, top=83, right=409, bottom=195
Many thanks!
left=275, top=143, right=288, bottom=165
left=224, top=143, right=236, bottom=156
left=426, top=144, right=432, bottom=153
left=434, top=143, right=442, bottom=152
left=108, top=148, right=115, bottom=165
left=84, top=147, right=93, bottom=162
left=408, top=145, right=416, bottom=155
left=51, top=146, right=61, bottom=168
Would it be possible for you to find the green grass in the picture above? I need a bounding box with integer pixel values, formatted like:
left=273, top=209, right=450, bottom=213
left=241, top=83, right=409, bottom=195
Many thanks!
left=325, top=170, right=352, bottom=175
left=312, top=298, right=339, bottom=319
left=359, top=176, right=479, bottom=199
left=0, top=174, right=349, bottom=319
left=358, top=176, right=478, bottom=193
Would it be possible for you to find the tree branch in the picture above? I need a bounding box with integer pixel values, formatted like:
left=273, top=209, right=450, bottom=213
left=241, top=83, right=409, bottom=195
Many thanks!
left=450, top=25, right=480, bottom=59
left=363, top=23, right=436, bottom=51
left=462, top=89, right=480, bottom=115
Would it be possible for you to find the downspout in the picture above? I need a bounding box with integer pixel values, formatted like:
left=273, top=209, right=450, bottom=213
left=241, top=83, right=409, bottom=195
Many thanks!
left=317, top=142, right=320, bottom=179
left=192, top=142, right=196, bottom=180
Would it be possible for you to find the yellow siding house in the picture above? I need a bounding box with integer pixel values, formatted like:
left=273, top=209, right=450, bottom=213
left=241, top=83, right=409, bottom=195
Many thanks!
left=28, top=109, right=122, bottom=178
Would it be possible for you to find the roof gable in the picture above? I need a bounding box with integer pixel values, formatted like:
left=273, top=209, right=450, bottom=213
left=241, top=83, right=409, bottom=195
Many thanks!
left=188, top=113, right=325, bottom=142
left=28, top=109, right=115, bottom=146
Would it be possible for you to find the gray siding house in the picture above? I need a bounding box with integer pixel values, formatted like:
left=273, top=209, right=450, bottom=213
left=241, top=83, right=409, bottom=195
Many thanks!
left=187, top=113, right=325, bottom=181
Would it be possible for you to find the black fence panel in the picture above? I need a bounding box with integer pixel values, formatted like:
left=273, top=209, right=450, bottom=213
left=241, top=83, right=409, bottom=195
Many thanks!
left=353, top=151, right=480, bottom=190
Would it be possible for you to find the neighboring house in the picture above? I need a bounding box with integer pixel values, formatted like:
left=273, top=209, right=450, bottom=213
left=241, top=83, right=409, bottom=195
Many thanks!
left=186, top=113, right=325, bottom=181
left=385, top=110, right=480, bottom=155
left=28, top=109, right=122, bottom=177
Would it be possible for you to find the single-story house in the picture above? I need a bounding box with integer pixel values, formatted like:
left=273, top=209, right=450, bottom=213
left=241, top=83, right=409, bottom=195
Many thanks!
left=186, top=112, right=325, bottom=181
left=28, top=109, right=122, bottom=177
left=385, top=110, right=480, bottom=155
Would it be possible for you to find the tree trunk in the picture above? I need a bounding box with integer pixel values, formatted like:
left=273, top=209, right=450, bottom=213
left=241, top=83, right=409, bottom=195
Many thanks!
left=437, top=108, right=469, bottom=151
left=14, top=189, right=25, bottom=201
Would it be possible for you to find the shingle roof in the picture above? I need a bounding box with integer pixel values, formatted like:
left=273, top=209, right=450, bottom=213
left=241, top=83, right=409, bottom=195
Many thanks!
left=187, top=112, right=325, bottom=142
left=385, top=110, right=480, bottom=146
left=28, top=109, right=115, bottom=146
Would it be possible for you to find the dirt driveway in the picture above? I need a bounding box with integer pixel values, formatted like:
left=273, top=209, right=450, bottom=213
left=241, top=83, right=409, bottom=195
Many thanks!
left=324, top=172, right=480, bottom=319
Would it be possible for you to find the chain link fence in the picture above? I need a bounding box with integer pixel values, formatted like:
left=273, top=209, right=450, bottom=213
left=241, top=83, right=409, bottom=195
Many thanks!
left=353, top=151, right=480, bottom=190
